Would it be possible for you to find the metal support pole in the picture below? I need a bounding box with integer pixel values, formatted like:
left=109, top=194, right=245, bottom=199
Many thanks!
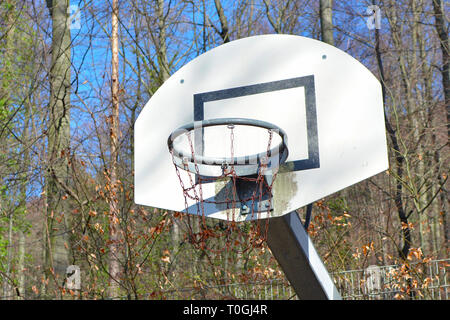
left=303, top=203, right=313, bottom=229
left=266, top=210, right=341, bottom=300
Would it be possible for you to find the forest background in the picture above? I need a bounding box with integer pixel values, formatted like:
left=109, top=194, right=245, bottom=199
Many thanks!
left=0, top=0, right=448, bottom=300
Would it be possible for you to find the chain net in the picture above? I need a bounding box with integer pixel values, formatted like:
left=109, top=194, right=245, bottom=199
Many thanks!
left=169, top=124, right=279, bottom=253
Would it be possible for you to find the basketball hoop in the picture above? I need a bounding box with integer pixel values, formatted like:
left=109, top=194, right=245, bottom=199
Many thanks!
left=168, top=118, right=289, bottom=221
left=168, top=118, right=288, bottom=177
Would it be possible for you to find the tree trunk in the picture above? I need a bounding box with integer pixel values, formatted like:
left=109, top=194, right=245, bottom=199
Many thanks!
left=17, top=232, right=26, bottom=299
left=409, top=0, right=427, bottom=254
left=320, top=0, right=334, bottom=45
left=432, top=0, right=449, bottom=253
left=108, top=0, right=121, bottom=299
left=157, top=0, right=170, bottom=83
left=214, top=0, right=230, bottom=43
left=1, top=2, right=13, bottom=300
left=376, top=2, right=410, bottom=260
left=432, top=0, right=450, bottom=141
left=45, top=0, right=72, bottom=297
left=3, top=209, right=13, bottom=299
left=17, top=86, right=33, bottom=300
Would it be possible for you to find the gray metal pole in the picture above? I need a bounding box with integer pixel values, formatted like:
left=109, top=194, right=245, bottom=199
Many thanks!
left=266, top=210, right=342, bottom=300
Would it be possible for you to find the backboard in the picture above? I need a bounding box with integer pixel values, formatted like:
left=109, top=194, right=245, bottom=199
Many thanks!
left=135, top=34, right=388, bottom=221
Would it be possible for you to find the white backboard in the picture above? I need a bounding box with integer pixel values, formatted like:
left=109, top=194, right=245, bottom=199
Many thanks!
left=135, top=34, right=388, bottom=221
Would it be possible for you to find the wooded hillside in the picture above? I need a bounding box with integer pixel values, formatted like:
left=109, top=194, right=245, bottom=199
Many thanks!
left=0, top=0, right=448, bottom=299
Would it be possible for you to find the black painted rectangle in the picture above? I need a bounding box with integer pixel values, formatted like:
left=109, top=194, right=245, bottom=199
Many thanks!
left=193, top=75, right=320, bottom=173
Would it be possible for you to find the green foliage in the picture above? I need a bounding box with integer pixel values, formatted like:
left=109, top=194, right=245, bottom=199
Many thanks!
left=0, top=237, right=8, bottom=269
left=0, top=98, right=9, bottom=121
left=2, top=1, right=14, bottom=11
left=0, top=2, right=37, bottom=291
left=327, top=197, right=348, bottom=213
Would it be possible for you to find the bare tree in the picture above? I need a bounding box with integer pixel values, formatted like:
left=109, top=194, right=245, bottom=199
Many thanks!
left=320, top=0, right=334, bottom=44
left=44, top=0, right=72, bottom=296
left=108, top=0, right=121, bottom=299
left=431, top=0, right=449, bottom=252
left=214, top=0, right=230, bottom=43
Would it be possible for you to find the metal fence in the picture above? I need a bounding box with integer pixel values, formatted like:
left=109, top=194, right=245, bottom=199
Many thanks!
left=158, top=258, right=448, bottom=300
left=332, top=259, right=449, bottom=300
left=155, top=279, right=297, bottom=300
left=224, top=280, right=298, bottom=300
